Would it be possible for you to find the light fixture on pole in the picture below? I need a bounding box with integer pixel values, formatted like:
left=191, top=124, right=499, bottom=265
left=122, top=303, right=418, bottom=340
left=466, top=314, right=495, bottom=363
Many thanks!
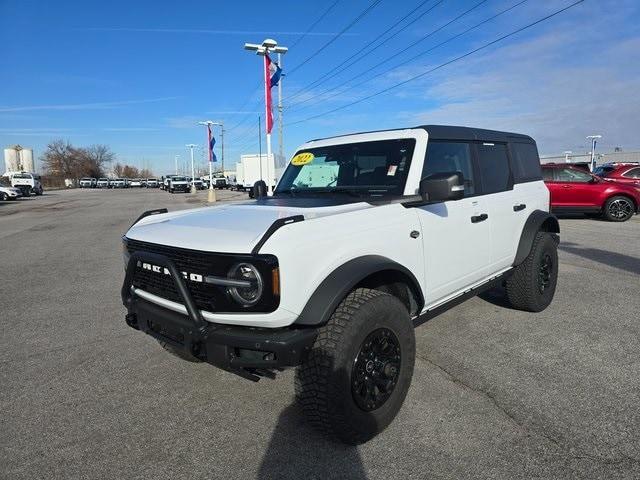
left=186, top=144, right=197, bottom=194
left=244, top=38, right=288, bottom=195
left=586, top=135, right=602, bottom=172
left=174, top=154, right=180, bottom=175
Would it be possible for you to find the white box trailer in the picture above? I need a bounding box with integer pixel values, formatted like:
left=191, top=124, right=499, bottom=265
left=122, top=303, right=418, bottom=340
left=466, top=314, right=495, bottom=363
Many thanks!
left=237, top=154, right=285, bottom=191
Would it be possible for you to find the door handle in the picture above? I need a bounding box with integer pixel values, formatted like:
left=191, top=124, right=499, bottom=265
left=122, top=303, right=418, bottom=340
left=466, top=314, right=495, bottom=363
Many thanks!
left=471, top=213, right=488, bottom=223
left=513, top=203, right=526, bottom=212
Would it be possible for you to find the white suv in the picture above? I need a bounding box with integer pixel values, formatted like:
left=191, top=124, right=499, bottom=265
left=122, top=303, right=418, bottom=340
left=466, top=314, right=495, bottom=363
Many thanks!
left=121, top=125, right=559, bottom=444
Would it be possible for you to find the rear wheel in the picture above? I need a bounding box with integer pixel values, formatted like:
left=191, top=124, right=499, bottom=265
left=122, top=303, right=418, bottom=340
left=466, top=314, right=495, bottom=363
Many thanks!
left=295, top=288, right=415, bottom=445
left=506, top=232, right=558, bottom=312
left=603, top=196, right=634, bottom=222
left=1, top=192, right=7, bottom=201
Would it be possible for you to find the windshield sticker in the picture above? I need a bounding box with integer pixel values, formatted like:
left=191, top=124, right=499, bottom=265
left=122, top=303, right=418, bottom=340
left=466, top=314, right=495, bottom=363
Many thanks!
left=387, top=165, right=398, bottom=176
left=291, top=152, right=314, bottom=166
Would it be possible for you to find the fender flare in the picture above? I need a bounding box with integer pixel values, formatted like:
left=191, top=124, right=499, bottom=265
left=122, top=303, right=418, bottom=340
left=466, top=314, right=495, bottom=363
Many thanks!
left=294, top=255, right=424, bottom=326
left=514, top=210, right=560, bottom=266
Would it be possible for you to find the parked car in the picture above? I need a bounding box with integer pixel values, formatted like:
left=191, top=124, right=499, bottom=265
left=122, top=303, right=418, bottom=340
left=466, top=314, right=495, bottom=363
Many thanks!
left=593, top=162, right=640, bottom=186
left=542, top=164, right=640, bottom=222
left=0, top=178, right=22, bottom=200
left=146, top=178, right=159, bottom=188
left=11, top=172, right=43, bottom=196
left=97, top=178, right=111, bottom=188
left=121, top=124, right=560, bottom=444
left=111, top=178, right=126, bottom=188
left=168, top=176, right=189, bottom=193
left=130, top=179, right=143, bottom=188
left=79, top=177, right=97, bottom=188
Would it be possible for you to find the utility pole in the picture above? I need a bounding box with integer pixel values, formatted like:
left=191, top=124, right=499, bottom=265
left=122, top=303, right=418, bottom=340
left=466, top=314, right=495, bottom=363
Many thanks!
left=186, top=144, right=197, bottom=194
left=277, top=50, right=286, bottom=164
left=244, top=38, right=288, bottom=195
left=174, top=155, right=179, bottom=175
left=586, top=135, right=602, bottom=172
left=258, top=115, right=263, bottom=182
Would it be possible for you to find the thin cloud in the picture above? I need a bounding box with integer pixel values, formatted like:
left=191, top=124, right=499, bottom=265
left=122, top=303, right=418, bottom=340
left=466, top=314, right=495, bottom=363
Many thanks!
left=103, top=127, right=160, bottom=132
left=79, top=28, right=357, bottom=36
left=0, top=97, right=181, bottom=113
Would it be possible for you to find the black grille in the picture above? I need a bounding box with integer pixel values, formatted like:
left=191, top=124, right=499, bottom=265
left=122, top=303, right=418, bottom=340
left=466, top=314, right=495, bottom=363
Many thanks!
left=125, top=238, right=279, bottom=313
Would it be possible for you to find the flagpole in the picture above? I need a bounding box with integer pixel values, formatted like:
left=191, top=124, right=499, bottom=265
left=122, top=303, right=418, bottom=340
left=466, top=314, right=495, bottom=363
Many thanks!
left=263, top=54, right=273, bottom=195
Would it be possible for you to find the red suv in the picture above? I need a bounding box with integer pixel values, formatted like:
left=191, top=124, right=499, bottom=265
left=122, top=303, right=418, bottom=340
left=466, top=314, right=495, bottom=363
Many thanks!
left=593, top=163, right=640, bottom=186
left=542, top=164, right=640, bottom=222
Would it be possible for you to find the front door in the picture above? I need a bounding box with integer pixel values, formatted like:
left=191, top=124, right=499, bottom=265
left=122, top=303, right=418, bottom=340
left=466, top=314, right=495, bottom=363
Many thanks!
left=416, top=140, right=491, bottom=306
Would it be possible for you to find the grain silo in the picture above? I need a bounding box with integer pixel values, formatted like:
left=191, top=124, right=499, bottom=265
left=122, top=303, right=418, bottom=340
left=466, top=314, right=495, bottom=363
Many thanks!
left=4, top=145, right=34, bottom=174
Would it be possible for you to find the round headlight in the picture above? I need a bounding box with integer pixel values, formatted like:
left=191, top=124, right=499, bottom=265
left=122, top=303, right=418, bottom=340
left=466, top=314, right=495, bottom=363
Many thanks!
left=227, top=263, right=263, bottom=306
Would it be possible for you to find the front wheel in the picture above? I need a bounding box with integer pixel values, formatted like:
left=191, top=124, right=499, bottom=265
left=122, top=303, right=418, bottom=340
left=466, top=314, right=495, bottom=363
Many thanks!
left=1, top=192, right=7, bottom=201
left=295, top=288, right=415, bottom=445
left=603, top=196, right=634, bottom=222
left=506, top=232, right=558, bottom=312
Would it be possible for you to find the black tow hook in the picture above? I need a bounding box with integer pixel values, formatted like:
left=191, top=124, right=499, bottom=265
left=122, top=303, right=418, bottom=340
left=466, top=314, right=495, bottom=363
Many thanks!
left=125, top=312, right=139, bottom=330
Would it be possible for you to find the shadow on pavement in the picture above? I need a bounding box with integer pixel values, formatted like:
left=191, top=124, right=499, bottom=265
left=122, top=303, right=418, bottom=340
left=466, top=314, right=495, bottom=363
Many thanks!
left=258, top=404, right=368, bottom=480
left=559, top=241, right=640, bottom=275
left=478, top=285, right=511, bottom=308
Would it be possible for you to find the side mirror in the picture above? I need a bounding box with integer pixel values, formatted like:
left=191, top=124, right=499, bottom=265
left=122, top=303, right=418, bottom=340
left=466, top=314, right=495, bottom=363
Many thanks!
left=419, top=172, right=465, bottom=203
left=253, top=180, right=267, bottom=198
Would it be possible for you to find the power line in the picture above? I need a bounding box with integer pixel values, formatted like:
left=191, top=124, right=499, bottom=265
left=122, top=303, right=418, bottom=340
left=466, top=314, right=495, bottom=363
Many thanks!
left=287, top=0, right=385, bottom=76
left=286, top=0, right=585, bottom=126
left=290, top=0, right=342, bottom=48
left=286, top=0, right=444, bottom=103
left=287, top=0, right=491, bottom=111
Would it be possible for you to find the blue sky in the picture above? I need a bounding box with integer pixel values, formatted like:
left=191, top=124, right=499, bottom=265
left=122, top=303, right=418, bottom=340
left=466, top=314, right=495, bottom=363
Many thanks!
left=1, top=0, right=639, bottom=174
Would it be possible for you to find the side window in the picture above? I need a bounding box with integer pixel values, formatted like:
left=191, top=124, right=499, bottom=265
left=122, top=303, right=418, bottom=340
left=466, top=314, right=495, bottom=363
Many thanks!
left=542, top=167, right=554, bottom=181
left=623, top=167, right=640, bottom=179
left=510, top=142, right=542, bottom=182
left=423, top=141, right=476, bottom=196
left=556, top=168, right=592, bottom=183
left=476, top=142, right=511, bottom=194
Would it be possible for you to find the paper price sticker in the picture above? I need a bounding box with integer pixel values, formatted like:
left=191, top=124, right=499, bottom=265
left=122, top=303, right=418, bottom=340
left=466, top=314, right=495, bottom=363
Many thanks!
left=291, top=152, right=314, bottom=166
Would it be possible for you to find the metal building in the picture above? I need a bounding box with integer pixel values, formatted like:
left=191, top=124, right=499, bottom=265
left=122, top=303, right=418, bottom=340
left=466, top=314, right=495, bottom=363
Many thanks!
left=540, top=150, right=640, bottom=166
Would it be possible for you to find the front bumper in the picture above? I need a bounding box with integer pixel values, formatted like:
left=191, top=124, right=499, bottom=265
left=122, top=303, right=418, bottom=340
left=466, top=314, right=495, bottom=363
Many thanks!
left=121, top=251, right=317, bottom=381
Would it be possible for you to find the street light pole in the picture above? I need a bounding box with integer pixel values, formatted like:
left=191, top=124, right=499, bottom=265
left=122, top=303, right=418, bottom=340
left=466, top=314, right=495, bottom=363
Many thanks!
left=186, top=144, right=197, bottom=194
left=174, top=155, right=179, bottom=175
left=244, top=38, right=288, bottom=195
left=563, top=151, right=572, bottom=163
left=586, top=135, right=602, bottom=172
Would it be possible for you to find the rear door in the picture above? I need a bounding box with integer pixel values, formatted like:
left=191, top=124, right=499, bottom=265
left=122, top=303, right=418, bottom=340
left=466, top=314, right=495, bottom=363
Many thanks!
left=475, top=142, right=520, bottom=270
left=415, top=140, right=491, bottom=305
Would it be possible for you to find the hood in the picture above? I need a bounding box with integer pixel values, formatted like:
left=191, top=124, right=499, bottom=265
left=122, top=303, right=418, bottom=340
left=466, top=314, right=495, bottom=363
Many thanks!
left=126, top=200, right=372, bottom=253
left=0, top=186, right=20, bottom=193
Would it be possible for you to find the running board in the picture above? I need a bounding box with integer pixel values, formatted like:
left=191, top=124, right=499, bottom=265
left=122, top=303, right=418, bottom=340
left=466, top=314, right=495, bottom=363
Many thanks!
left=412, top=271, right=512, bottom=328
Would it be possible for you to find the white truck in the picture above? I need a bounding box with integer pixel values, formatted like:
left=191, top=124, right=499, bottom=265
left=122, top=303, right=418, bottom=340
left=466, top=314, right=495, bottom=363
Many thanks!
left=235, top=154, right=285, bottom=192
left=11, top=172, right=43, bottom=196
left=121, top=125, right=559, bottom=444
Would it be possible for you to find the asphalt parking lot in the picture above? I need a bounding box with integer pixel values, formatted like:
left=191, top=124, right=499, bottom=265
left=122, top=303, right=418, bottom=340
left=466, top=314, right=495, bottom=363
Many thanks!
left=1, top=188, right=639, bottom=480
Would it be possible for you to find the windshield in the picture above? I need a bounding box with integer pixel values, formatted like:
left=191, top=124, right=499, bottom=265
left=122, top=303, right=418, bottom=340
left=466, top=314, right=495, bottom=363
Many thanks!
left=13, top=173, right=32, bottom=179
left=275, top=139, right=416, bottom=197
left=173, top=176, right=186, bottom=181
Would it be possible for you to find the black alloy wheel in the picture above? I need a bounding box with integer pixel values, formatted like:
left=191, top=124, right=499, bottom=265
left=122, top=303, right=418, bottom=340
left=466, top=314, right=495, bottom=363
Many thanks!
left=351, top=328, right=402, bottom=412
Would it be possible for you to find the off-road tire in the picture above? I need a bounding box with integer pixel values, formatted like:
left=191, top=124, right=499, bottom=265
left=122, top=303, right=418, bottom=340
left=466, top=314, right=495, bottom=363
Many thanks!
left=1, top=192, right=7, bottom=201
left=158, top=340, right=203, bottom=363
left=506, top=232, right=558, bottom=312
left=295, top=288, right=415, bottom=445
left=603, top=195, right=635, bottom=222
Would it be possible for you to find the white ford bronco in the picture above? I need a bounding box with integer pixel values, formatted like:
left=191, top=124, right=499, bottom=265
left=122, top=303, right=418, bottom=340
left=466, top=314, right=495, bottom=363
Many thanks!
left=121, top=125, right=559, bottom=444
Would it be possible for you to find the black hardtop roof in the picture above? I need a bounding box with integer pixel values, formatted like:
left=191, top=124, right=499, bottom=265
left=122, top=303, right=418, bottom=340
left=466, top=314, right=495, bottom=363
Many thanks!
left=307, top=125, right=535, bottom=144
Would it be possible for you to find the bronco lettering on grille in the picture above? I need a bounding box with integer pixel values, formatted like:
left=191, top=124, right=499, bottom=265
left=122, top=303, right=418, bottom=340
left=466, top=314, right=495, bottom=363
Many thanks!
left=137, top=261, right=204, bottom=283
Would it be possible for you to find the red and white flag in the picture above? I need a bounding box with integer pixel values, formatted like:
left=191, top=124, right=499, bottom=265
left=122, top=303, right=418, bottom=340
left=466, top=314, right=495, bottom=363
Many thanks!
left=264, top=54, right=282, bottom=134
